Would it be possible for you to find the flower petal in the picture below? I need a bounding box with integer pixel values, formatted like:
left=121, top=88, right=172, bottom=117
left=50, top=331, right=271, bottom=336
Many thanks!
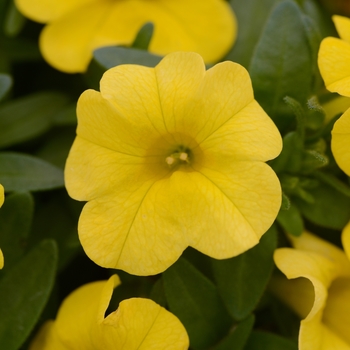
left=199, top=100, right=282, bottom=162
left=29, top=321, right=67, bottom=350
left=195, top=161, right=281, bottom=252
left=53, top=275, right=120, bottom=348
left=29, top=0, right=236, bottom=72
left=342, top=221, right=350, bottom=262
left=100, top=298, right=189, bottom=349
left=78, top=165, right=279, bottom=275
left=331, top=107, right=350, bottom=176
left=273, top=248, right=335, bottom=318
left=333, top=15, right=350, bottom=43
left=318, top=37, right=350, bottom=96
left=39, top=1, right=111, bottom=72
left=180, top=61, right=255, bottom=144
left=288, top=231, right=350, bottom=278
left=100, top=52, right=206, bottom=144
left=322, top=278, right=350, bottom=345
left=65, top=137, right=166, bottom=201
left=14, top=0, right=94, bottom=22
left=0, top=184, right=4, bottom=207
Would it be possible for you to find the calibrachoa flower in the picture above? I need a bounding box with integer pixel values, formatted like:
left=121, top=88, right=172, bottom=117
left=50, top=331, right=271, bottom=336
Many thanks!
left=0, top=184, right=3, bottom=269
left=15, top=0, right=236, bottom=73
left=272, top=227, right=350, bottom=349
left=318, top=15, right=350, bottom=175
left=65, top=51, right=282, bottom=276
left=29, top=275, right=189, bottom=349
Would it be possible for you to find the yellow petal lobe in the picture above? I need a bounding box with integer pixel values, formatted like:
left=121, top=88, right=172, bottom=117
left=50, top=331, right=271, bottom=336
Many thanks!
left=29, top=275, right=189, bottom=349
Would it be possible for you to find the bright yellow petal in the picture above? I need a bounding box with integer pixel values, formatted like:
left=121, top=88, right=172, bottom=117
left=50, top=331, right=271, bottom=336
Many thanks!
left=39, top=1, right=112, bottom=73
left=15, top=0, right=95, bottom=22
left=322, top=96, right=350, bottom=123
left=98, top=298, right=189, bottom=349
left=0, top=184, right=4, bottom=207
left=199, top=100, right=282, bottom=163
left=195, top=161, right=281, bottom=249
left=318, top=37, right=350, bottom=96
left=53, top=275, right=120, bottom=349
left=78, top=164, right=279, bottom=275
left=333, top=15, right=350, bottom=43
left=288, top=231, right=350, bottom=278
left=179, top=61, right=254, bottom=143
left=65, top=137, right=167, bottom=201
left=274, top=248, right=335, bottom=317
left=322, top=278, right=350, bottom=345
left=0, top=250, right=3, bottom=270
left=24, top=0, right=235, bottom=72
left=29, top=321, right=68, bottom=350
left=332, top=108, right=350, bottom=176
left=342, top=221, right=350, bottom=261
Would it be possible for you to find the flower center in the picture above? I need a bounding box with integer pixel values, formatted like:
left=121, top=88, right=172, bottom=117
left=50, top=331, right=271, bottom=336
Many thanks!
left=165, top=146, right=192, bottom=168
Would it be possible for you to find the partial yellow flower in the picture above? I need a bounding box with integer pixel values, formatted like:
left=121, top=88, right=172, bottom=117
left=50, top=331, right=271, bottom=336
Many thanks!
left=322, top=95, right=350, bottom=123
left=0, top=184, right=4, bottom=269
left=318, top=15, right=350, bottom=175
left=15, top=0, right=236, bottom=73
left=30, top=275, right=189, bottom=350
left=272, top=228, right=350, bottom=349
left=64, top=51, right=282, bottom=275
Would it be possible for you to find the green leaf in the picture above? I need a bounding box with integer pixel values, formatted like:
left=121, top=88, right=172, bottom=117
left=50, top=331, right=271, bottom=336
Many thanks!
left=131, top=22, right=154, bottom=50
left=295, top=182, right=350, bottom=229
left=228, top=0, right=282, bottom=68
left=86, top=46, right=162, bottom=89
left=3, top=0, right=26, bottom=37
left=270, top=132, right=304, bottom=173
left=0, top=73, right=12, bottom=102
left=212, top=314, right=255, bottom=350
left=0, top=152, right=64, bottom=191
left=36, top=127, right=76, bottom=169
left=0, top=240, right=58, bottom=350
left=245, top=331, right=297, bottom=350
left=212, top=226, right=277, bottom=320
left=0, top=92, right=70, bottom=149
left=0, top=192, right=34, bottom=271
left=249, top=1, right=313, bottom=128
left=163, top=257, right=232, bottom=349
left=277, top=202, right=304, bottom=236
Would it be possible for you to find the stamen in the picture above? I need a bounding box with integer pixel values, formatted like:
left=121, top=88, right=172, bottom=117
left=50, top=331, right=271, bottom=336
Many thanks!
left=179, top=152, right=188, bottom=162
left=165, top=156, right=175, bottom=165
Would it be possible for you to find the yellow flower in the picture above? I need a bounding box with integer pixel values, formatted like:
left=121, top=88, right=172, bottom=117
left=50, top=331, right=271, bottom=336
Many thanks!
left=272, top=227, right=350, bottom=349
left=0, top=184, right=4, bottom=269
left=15, top=0, right=236, bottom=73
left=65, top=52, right=282, bottom=275
left=29, top=275, right=189, bottom=349
left=318, top=15, right=350, bottom=175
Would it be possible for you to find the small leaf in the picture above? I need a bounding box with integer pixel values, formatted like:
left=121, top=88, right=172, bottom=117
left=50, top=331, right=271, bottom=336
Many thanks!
left=249, top=1, right=313, bottom=128
left=212, top=226, right=277, bottom=320
left=86, top=46, right=162, bottom=89
left=0, top=192, right=34, bottom=271
left=131, top=22, right=154, bottom=50
left=295, top=182, right=350, bottom=229
left=0, top=92, right=70, bottom=149
left=0, top=152, right=64, bottom=191
left=277, top=202, right=304, bottom=236
left=245, top=331, right=297, bottom=350
left=213, top=314, right=255, bottom=350
left=228, top=0, right=282, bottom=68
left=0, top=240, right=58, bottom=350
left=270, top=132, right=304, bottom=173
left=163, top=257, right=232, bottom=349
left=3, top=1, right=26, bottom=37
left=0, top=74, right=12, bottom=102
